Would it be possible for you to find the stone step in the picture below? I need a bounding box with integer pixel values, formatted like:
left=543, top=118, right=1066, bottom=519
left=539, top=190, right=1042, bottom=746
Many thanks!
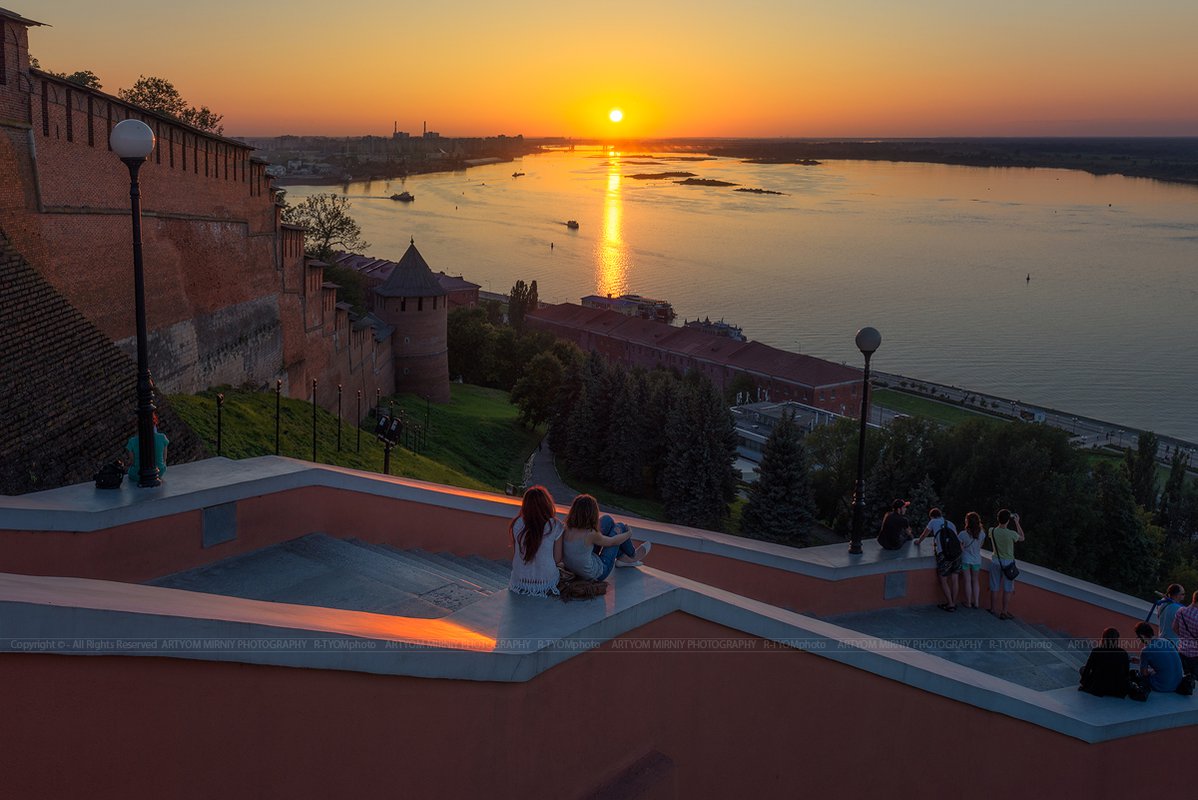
left=374, top=546, right=502, bottom=593
left=464, top=554, right=512, bottom=582
left=344, top=540, right=497, bottom=611
left=152, top=537, right=448, bottom=618
left=282, top=534, right=448, bottom=595
left=420, top=551, right=509, bottom=591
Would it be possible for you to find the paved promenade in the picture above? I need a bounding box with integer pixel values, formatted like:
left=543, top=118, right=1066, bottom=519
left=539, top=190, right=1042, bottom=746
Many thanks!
left=874, top=369, right=1197, bottom=468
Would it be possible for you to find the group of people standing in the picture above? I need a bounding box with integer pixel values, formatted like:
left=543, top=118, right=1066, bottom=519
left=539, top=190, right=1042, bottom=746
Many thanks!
left=507, top=485, right=652, bottom=597
left=877, top=500, right=1025, bottom=618
left=1078, top=584, right=1198, bottom=699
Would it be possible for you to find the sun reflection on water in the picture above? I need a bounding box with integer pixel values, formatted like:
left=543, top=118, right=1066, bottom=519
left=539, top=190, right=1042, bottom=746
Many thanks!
left=596, top=156, right=627, bottom=296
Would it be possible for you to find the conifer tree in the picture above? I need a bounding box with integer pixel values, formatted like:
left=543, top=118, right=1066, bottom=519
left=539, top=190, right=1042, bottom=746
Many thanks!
left=661, top=373, right=737, bottom=529
left=1090, top=461, right=1158, bottom=596
left=601, top=370, right=648, bottom=495
left=906, top=474, right=941, bottom=529
left=1125, top=431, right=1160, bottom=511
left=741, top=412, right=816, bottom=543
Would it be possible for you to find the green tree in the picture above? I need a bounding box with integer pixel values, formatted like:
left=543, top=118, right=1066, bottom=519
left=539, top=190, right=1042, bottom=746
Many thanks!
left=905, top=475, right=941, bottom=532
left=59, top=70, right=103, bottom=89
left=511, top=351, right=564, bottom=428
left=446, top=307, right=496, bottom=385
left=741, top=412, right=817, bottom=543
left=118, top=75, right=224, bottom=134
left=601, top=370, right=649, bottom=496
left=282, top=194, right=369, bottom=263
left=661, top=373, right=737, bottom=529
left=1124, top=432, right=1160, bottom=511
left=806, top=417, right=863, bottom=532
left=508, top=280, right=532, bottom=333
left=1089, top=461, right=1158, bottom=596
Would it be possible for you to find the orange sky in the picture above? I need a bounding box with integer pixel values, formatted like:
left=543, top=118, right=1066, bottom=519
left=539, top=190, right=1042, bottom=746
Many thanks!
left=25, top=0, right=1198, bottom=138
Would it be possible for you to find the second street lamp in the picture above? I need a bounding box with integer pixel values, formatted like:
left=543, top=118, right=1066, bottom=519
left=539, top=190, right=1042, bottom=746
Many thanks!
left=849, top=326, right=881, bottom=555
left=111, top=119, right=160, bottom=488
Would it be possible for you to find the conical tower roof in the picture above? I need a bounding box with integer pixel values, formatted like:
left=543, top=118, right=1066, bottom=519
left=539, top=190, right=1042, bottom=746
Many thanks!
left=374, top=240, right=446, bottom=298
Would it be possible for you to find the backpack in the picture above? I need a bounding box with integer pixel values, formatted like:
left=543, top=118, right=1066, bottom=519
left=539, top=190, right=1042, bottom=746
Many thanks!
left=93, top=460, right=126, bottom=490
left=937, top=522, right=962, bottom=560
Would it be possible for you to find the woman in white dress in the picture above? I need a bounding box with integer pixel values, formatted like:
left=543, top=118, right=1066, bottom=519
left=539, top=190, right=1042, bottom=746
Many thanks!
left=508, top=485, right=565, bottom=596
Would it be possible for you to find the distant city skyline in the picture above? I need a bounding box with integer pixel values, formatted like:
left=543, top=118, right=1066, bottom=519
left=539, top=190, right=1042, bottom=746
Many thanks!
left=26, top=0, right=1198, bottom=138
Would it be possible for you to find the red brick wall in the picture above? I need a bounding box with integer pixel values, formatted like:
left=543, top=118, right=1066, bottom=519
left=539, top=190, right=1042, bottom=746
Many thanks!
left=0, top=23, right=401, bottom=485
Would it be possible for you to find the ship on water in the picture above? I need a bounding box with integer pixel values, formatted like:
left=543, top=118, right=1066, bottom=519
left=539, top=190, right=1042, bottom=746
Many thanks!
left=581, top=293, right=676, bottom=323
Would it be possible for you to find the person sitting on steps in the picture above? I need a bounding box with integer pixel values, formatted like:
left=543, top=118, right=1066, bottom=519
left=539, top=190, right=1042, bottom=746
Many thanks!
left=561, top=494, right=651, bottom=582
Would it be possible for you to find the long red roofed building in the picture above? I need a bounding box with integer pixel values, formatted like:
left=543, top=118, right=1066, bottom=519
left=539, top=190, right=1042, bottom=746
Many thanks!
left=527, top=303, right=863, bottom=413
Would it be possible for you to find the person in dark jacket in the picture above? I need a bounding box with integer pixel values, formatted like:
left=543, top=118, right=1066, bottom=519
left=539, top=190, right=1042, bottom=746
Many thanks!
left=876, top=499, right=912, bottom=550
left=1079, top=627, right=1131, bottom=697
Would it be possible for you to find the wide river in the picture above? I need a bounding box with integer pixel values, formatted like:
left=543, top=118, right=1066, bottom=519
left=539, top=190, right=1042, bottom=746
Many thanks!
left=288, top=149, right=1198, bottom=442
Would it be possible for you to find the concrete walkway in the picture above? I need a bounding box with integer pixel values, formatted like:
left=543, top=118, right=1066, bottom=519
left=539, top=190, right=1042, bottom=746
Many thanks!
left=526, top=439, right=643, bottom=520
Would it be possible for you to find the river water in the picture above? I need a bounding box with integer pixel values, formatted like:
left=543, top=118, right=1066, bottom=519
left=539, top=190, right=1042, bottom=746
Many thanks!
left=287, top=149, right=1198, bottom=441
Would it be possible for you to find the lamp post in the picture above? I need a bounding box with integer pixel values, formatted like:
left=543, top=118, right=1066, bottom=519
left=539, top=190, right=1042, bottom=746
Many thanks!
left=112, top=119, right=160, bottom=488
left=849, top=326, right=882, bottom=555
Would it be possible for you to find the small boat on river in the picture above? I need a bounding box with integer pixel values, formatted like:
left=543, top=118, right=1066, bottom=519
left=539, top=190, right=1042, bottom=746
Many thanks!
left=565, top=219, right=579, bottom=229
left=390, top=192, right=414, bottom=202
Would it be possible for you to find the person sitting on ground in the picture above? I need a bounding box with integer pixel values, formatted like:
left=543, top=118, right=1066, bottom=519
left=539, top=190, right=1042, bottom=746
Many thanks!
left=1172, top=589, right=1198, bottom=676
left=508, top=485, right=565, bottom=596
left=561, top=494, right=650, bottom=582
left=876, top=499, right=912, bottom=550
left=917, top=507, right=961, bottom=611
left=987, top=509, right=1025, bottom=620
left=1152, top=583, right=1186, bottom=646
left=1079, top=627, right=1131, bottom=698
left=957, top=512, right=987, bottom=609
left=123, top=412, right=169, bottom=478
left=1134, top=622, right=1184, bottom=694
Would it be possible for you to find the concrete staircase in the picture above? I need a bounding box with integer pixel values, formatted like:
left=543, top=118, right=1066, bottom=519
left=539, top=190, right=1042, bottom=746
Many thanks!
left=826, top=605, right=1088, bottom=692
left=150, top=534, right=512, bottom=618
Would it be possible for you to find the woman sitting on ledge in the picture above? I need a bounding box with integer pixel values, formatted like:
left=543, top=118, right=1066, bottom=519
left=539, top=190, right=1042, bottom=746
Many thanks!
left=1079, top=627, right=1130, bottom=698
left=508, top=485, right=565, bottom=596
left=562, top=494, right=650, bottom=582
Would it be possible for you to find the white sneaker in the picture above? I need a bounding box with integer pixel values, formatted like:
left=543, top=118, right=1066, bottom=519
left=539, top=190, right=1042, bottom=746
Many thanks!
left=616, top=542, right=651, bottom=567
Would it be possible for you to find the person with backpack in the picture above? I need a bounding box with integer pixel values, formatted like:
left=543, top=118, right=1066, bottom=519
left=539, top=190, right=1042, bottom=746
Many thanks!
left=957, top=512, right=987, bottom=609
left=916, top=507, right=961, bottom=611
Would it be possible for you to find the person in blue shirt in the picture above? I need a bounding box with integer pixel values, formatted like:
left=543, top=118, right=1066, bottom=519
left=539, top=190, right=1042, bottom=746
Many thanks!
left=1135, top=622, right=1183, bottom=693
left=124, top=412, right=169, bottom=478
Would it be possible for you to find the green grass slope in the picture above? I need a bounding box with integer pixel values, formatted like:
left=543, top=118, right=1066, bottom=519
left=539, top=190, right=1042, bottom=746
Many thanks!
left=169, top=388, right=493, bottom=492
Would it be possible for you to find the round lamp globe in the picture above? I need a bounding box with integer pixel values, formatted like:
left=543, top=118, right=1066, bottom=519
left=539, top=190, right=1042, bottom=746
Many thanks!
left=111, top=119, right=156, bottom=160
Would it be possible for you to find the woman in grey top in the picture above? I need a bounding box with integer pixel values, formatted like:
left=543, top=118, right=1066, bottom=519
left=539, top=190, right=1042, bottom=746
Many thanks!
left=562, top=494, right=651, bottom=581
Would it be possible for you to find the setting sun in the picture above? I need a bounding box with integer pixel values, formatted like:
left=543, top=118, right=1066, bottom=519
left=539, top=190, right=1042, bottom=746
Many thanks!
left=608, top=108, right=623, bottom=123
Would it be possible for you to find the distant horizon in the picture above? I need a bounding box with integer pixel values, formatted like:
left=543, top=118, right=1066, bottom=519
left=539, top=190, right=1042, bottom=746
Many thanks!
left=25, top=0, right=1198, bottom=139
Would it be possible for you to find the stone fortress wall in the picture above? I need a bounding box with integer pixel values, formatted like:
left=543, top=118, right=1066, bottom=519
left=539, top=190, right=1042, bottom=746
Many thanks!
left=0, top=9, right=430, bottom=492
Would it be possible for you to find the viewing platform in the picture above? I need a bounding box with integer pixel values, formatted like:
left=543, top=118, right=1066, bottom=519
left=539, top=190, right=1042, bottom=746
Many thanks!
left=1, top=457, right=1194, bottom=798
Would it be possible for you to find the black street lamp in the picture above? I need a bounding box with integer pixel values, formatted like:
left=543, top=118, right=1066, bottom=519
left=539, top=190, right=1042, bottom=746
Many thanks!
left=849, top=326, right=882, bottom=555
left=112, top=119, right=160, bottom=488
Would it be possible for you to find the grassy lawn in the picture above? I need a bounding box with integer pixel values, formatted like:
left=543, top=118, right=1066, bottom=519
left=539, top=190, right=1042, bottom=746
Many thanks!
left=872, top=388, right=1003, bottom=426
left=170, top=387, right=495, bottom=492
left=386, top=384, right=544, bottom=490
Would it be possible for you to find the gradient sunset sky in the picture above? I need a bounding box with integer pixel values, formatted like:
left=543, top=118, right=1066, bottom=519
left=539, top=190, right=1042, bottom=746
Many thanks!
left=25, top=0, right=1198, bottom=138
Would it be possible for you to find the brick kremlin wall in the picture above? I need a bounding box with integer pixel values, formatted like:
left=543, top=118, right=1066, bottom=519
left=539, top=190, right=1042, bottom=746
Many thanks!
left=0, top=11, right=413, bottom=492
left=0, top=228, right=205, bottom=494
